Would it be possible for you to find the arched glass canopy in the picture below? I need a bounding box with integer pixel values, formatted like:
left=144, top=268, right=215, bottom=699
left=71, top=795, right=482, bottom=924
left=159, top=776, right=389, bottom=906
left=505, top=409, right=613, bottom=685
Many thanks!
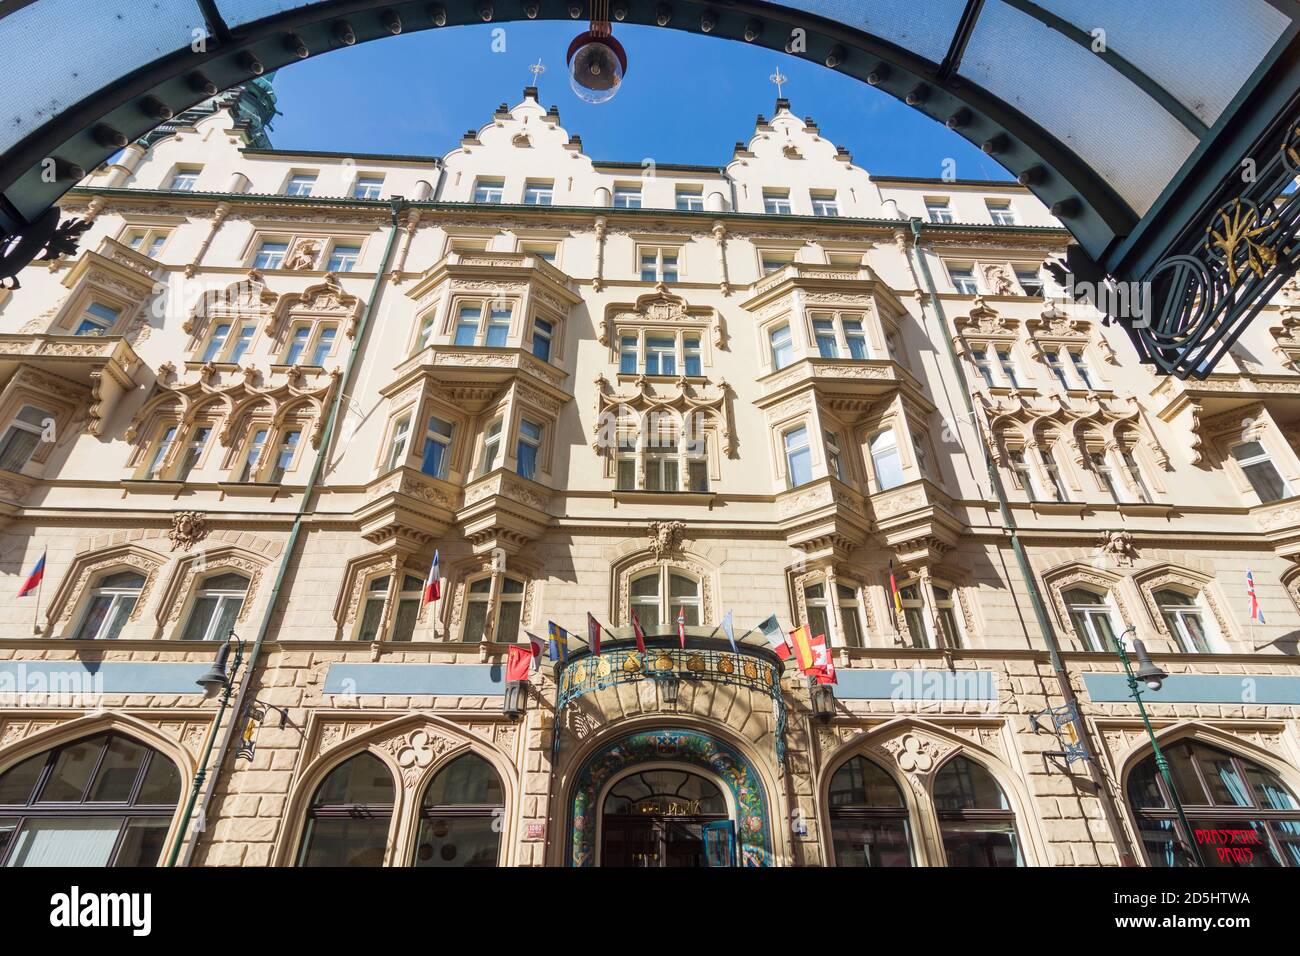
left=1, top=1, right=1298, bottom=376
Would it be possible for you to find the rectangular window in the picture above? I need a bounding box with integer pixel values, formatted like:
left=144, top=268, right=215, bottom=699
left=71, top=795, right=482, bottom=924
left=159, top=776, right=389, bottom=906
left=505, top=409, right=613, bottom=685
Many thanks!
left=169, top=169, right=199, bottom=191
left=870, top=429, right=904, bottom=490
left=352, top=177, right=383, bottom=199
left=176, top=427, right=210, bottom=481
left=813, top=317, right=839, bottom=359
left=825, top=430, right=844, bottom=481
left=761, top=254, right=791, bottom=275
left=1040, top=447, right=1067, bottom=501
left=284, top=174, right=317, bottom=197
left=644, top=448, right=678, bottom=492
left=838, top=584, right=864, bottom=648
left=523, top=181, right=554, bottom=206
left=676, top=188, right=704, bottom=211
left=899, top=582, right=929, bottom=648
left=613, top=186, right=642, bottom=209
left=973, top=347, right=996, bottom=387
left=521, top=242, right=557, bottom=263
left=639, top=247, right=679, bottom=283
left=532, top=317, right=554, bottom=361
left=683, top=337, right=702, bottom=377
left=239, top=428, right=268, bottom=482
left=986, top=200, right=1016, bottom=225
left=1231, top=441, right=1291, bottom=503
left=254, top=241, right=288, bottom=270
left=1122, top=449, right=1153, bottom=504
left=644, top=337, right=676, bottom=376
left=784, top=426, right=812, bottom=488
left=125, top=229, right=168, bottom=258
left=688, top=440, right=709, bottom=492
left=948, top=265, right=978, bottom=295
left=811, top=191, right=840, bottom=217
left=1015, top=266, right=1044, bottom=296
left=269, top=430, right=300, bottom=483
left=145, top=426, right=177, bottom=479
left=770, top=325, right=795, bottom=370
left=76, top=302, right=120, bottom=336
left=639, top=252, right=658, bottom=283
left=283, top=326, right=311, bottom=365
left=308, top=326, right=336, bottom=366
left=763, top=190, right=793, bottom=215
left=203, top=322, right=252, bottom=363
left=454, top=304, right=482, bottom=346
left=1045, top=350, right=1070, bottom=389
left=844, top=319, right=869, bottom=360
left=616, top=434, right=637, bottom=490
left=1090, top=450, right=1121, bottom=502
left=619, top=336, right=639, bottom=375
left=387, top=416, right=412, bottom=471
left=473, top=179, right=505, bottom=203
left=0, top=406, right=50, bottom=473
left=517, top=419, right=542, bottom=480
left=1009, top=449, right=1038, bottom=501
left=926, top=200, right=954, bottom=223
left=996, top=348, right=1020, bottom=387
left=421, top=416, right=454, bottom=480
left=1068, top=349, right=1094, bottom=389
left=485, top=307, right=511, bottom=347
left=480, top=419, right=502, bottom=476
left=661, top=252, right=678, bottom=283
left=326, top=244, right=360, bottom=272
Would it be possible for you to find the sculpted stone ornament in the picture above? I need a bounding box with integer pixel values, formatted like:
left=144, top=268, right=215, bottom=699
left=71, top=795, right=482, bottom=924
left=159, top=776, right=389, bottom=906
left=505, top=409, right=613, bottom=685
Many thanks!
left=167, top=512, right=209, bottom=552
left=648, top=520, right=686, bottom=559
left=1098, top=529, right=1137, bottom=566
left=284, top=239, right=322, bottom=271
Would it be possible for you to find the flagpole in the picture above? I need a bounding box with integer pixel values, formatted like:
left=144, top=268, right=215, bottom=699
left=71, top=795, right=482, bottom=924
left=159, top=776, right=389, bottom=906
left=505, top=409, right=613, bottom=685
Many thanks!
left=33, top=568, right=43, bottom=635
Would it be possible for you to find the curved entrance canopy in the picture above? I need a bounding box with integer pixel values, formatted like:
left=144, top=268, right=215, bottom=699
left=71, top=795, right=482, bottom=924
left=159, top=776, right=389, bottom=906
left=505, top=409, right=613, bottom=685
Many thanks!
left=1, top=0, right=1299, bottom=376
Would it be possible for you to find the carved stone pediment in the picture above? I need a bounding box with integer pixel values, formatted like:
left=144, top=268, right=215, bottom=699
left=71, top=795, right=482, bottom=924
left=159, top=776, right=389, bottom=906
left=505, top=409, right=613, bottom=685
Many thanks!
left=601, top=285, right=722, bottom=347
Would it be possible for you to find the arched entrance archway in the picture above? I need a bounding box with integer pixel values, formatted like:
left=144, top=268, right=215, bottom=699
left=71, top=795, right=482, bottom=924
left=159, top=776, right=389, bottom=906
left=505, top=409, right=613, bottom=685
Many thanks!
left=568, top=728, right=773, bottom=867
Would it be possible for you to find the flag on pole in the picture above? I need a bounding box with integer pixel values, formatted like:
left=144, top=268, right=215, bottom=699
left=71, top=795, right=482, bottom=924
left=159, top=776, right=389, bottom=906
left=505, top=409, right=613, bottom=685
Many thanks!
left=422, top=550, right=441, bottom=605
left=788, top=625, right=818, bottom=673
left=506, top=645, right=533, bottom=683
left=809, top=632, right=837, bottom=684
left=758, top=614, right=792, bottom=661
left=631, top=610, right=647, bottom=654
left=525, top=631, right=544, bottom=671
left=587, top=612, right=602, bottom=656
left=16, top=549, right=45, bottom=598
left=721, top=610, right=737, bottom=654
left=547, top=621, right=569, bottom=663
left=677, top=606, right=686, bottom=648
left=1247, top=570, right=1265, bottom=624
left=888, top=560, right=903, bottom=617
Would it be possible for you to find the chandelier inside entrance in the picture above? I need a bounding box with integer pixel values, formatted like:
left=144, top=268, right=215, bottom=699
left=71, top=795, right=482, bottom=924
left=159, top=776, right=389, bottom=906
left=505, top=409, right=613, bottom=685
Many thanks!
left=566, top=0, right=627, bottom=104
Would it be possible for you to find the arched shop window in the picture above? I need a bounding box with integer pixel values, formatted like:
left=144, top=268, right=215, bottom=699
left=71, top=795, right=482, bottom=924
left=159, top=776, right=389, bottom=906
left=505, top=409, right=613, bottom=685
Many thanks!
left=827, top=755, right=913, bottom=866
left=0, top=732, right=181, bottom=867
left=932, top=755, right=1023, bottom=866
left=298, top=752, right=394, bottom=867
left=1128, top=740, right=1300, bottom=867
left=414, top=753, right=504, bottom=867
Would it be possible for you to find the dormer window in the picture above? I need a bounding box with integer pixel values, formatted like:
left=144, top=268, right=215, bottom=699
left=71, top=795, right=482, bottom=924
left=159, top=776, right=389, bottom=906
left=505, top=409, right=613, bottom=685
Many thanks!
left=473, top=178, right=505, bottom=204
left=763, top=189, right=793, bottom=215
left=284, top=174, right=317, bottom=197
left=986, top=200, right=1016, bottom=225
left=926, top=199, right=955, bottom=223
left=676, top=187, right=704, bottom=211
left=523, top=181, right=554, bottom=206
left=169, top=167, right=200, bottom=191
left=613, top=186, right=642, bottom=209
left=811, top=191, right=840, bottom=217
left=75, top=302, right=120, bottom=336
left=352, top=176, right=384, bottom=199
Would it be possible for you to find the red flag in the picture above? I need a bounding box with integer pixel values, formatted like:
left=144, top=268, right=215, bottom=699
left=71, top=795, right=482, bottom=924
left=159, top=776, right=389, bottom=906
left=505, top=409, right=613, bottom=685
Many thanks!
left=422, top=550, right=441, bottom=605
left=506, top=645, right=532, bottom=683
left=587, top=612, right=602, bottom=656
left=677, top=606, right=686, bottom=648
left=631, top=610, right=647, bottom=654
left=809, top=633, right=837, bottom=684
left=16, top=549, right=45, bottom=598
left=788, top=625, right=818, bottom=673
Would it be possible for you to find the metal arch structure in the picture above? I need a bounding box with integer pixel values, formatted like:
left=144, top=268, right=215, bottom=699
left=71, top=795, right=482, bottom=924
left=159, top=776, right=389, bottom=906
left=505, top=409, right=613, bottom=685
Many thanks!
left=2, top=1, right=1300, bottom=377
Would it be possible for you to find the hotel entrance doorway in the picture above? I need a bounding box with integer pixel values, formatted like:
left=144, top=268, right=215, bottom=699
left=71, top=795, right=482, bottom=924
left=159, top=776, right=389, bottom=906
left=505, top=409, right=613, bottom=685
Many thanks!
left=599, top=768, right=735, bottom=867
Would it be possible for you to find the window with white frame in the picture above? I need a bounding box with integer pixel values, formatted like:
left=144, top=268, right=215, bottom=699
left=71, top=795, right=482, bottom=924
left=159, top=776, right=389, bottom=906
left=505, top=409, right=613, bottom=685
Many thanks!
left=201, top=320, right=255, bottom=364
left=387, top=415, right=412, bottom=471
left=760, top=251, right=794, bottom=275
left=253, top=240, right=289, bottom=270
left=1230, top=440, right=1291, bottom=503
left=986, top=200, right=1016, bottom=225
left=453, top=301, right=514, bottom=347
left=326, top=244, right=361, bottom=273
left=356, top=575, right=390, bottom=641
left=473, top=178, right=504, bottom=203
left=141, top=424, right=177, bottom=480
left=784, top=425, right=813, bottom=488
left=995, top=346, right=1021, bottom=387
left=825, top=429, right=845, bottom=481
left=911, top=432, right=930, bottom=478
left=523, top=181, right=554, bottom=206
left=1044, top=349, right=1070, bottom=389
left=352, top=176, right=383, bottom=199
left=1014, top=265, right=1043, bottom=296
left=1039, top=445, right=1068, bottom=501
left=517, top=419, right=542, bottom=480
left=933, top=586, right=963, bottom=648
left=619, top=329, right=701, bottom=376
left=237, top=427, right=269, bottom=482
left=284, top=173, right=317, bottom=197
left=804, top=582, right=832, bottom=639
left=810, top=311, right=870, bottom=360
left=630, top=568, right=700, bottom=626
left=1155, top=588, right=1214, bottom=653
left=356, top=574, right=424, bottom=642
left=811, top=190, right=840, bottom=217
left=926, top=199, right=954, bottom=223
left=123, top=228, right=169, bottom=259
left=687, top=434, right=709, bottom=492
left=391, top=574, right=423, bottom=642
left=644, top=335, right=676, bottom=376
left=770, top=324, right=795, bottom=370
left=639, top=247, right=679, bottom=283
left=479, top=419, right=503, bottom=476
left=948, top=264, right=979, bottom=294
left=1064, top=587, right=1118, bottom=652
left=1008, top=448, right=1039, bottom=501
left=1068, top=348, right=1095, bottom=389
left=281, top=323, right=337, bottom=367
left=530, top=317, right=555, bottom=362
left=0, top=406, right=52, bottom=473
left=763, top=190, right=793, bottom=215
left=838, top=583, right=864, bottom=647
left=1120, top=446, right=1154, bottom=503
left=175, top=426, right=210, bottom=481
left=267, top=429, right=301, bottom=483
left=615, top=433, right=638, bottom=490
left=676, top=187, right=704, bottom=211
left=462, top=575, right=526, bottom=642
left=420, top=415, right=454, bottom=479
left=75, top=302, right=120, bottom=336
left=898, top=580, right=928, bottom=648
left=72, top=570, right=147, bottom=640
left=520, top=241, right=558, bottom=263
left=168, top=168, right=200, bottom=191
left=869, top=429, right=904, bottom=490
left=1088, top=448, right=1122, bottom=502
left=180, top=572, right=249, bottom=641
left=613, top=185, right=642, bottom=209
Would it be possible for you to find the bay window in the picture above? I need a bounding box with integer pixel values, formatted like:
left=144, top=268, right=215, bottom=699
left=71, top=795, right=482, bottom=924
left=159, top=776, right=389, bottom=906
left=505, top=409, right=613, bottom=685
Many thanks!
left=516, top=419, right=542, bottom=480
left=869, top=429, right=904, bottom=491
left=770, top=324, right=795, bottom=370
left=0, top=406, right=52, bottom=473
left=479, top=419, right=502, bottom=476
left=387, top=416, right=412, bottom=471
left=421, top=416, right=454, bottom=479
left=1231, top=441, right=1290, bottom=503
left=784, top=425, right=812, bottom=488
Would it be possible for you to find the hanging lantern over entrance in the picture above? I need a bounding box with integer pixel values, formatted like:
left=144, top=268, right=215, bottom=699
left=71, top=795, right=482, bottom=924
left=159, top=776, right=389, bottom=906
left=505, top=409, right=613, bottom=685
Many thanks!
left=567, top=1, right=627, bottom=104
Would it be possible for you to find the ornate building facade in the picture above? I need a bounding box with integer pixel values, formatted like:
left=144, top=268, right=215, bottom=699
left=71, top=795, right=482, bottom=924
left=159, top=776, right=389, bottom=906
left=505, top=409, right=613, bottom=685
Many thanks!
left=1, top=83, right=1299, bottom=868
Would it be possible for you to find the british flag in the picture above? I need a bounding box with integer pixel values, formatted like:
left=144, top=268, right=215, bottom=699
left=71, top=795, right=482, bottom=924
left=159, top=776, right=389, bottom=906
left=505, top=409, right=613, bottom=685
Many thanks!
left=1247, top=570, right=1265, bottom=624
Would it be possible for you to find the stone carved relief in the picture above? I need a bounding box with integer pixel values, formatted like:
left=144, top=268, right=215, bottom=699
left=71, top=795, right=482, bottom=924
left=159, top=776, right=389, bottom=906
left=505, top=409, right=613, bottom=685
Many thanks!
left=383, top=728, right=456, bottom=786
left=167, top=512, right=208, bottom=552
left=284, top=239, right=322, bottom=271
left=879, top=732, right=952, bottom=777
left=647, top=520, right=687, bottom=559
left=1097, top=529, right=1137, bottom=567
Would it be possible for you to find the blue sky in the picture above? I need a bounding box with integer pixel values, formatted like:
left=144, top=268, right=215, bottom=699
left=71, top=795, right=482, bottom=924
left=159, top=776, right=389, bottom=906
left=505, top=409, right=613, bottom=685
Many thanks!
left=267, top=21, right=1011, bottom=181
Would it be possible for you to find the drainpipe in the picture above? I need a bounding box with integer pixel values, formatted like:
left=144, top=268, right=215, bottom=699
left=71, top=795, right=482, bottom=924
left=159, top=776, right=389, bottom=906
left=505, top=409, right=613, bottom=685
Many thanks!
left=168, top=197, right=408, bottom=866
left=905, top=217, right=1137, bottom=867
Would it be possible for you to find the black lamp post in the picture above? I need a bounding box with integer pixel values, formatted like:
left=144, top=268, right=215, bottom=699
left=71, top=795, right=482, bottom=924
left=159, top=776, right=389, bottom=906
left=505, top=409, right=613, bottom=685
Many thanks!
left=810, top=679, right=836, bottom=722
left=167, top=632, right=244, bottom=867
left=1112, top=627, right=1203, bottom=866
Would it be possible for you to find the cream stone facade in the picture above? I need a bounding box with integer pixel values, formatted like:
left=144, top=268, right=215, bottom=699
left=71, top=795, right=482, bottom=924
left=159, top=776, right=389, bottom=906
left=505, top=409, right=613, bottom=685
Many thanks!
left=1, top=81, right=1299, bottom=869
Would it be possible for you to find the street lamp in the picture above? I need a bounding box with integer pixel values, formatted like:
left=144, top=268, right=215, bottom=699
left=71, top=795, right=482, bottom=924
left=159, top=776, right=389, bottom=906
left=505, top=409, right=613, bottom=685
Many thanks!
left=810, top=680, right=836, bottom=722
left=1112, top=627, right=1203, bottom=866
left=166, top=632, right=244, bottom=867
left=657, top=671, right=680, bottom=706
left=503, top=680, right=528, bottom=720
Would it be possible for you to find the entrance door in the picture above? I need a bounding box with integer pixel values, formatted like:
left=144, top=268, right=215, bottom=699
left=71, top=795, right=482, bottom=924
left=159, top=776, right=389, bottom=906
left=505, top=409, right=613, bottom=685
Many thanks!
left=599, top=768, right=731, bottom=867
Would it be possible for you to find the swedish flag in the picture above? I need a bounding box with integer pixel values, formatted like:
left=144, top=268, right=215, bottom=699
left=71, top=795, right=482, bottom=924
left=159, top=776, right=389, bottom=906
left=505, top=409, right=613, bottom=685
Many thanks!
left=547, top=621, right=569, bottom=663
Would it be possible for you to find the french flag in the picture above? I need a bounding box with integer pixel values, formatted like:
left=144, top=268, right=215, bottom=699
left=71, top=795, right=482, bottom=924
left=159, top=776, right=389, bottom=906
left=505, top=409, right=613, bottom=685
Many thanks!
left=17, top=549, right=45, bottom=598
left=422, top=550, right=441, bottom=606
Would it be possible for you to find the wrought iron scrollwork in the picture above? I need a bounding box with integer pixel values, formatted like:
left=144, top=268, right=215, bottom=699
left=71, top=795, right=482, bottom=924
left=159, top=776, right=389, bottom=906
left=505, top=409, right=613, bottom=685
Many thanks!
left=0, top=207, right=90, bottom=290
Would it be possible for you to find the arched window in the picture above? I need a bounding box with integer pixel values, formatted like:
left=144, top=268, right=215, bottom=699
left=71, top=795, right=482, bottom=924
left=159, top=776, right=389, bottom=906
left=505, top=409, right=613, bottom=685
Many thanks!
left=932, top=756, right=1022, bottom=866
left=630, top=568, right=701, bottom=627
left=356, top=574, right=425, bottom=642
left=1128, top=740, right=1300, bottom=867
left=298, top=752, right=394, bottom=867
left=181, top=572, right=249, bottom=641
left=0, top=732, right=181, bottom=867
left=414, top=753, right=504, bottom=867
left=1154, top=588, right=1214, bottom=652
left=72, top=570, right=146, bottom=640
left=462, top=575, right=525, bottom=642
left=1065, top=587, right=1119, bottom=652
left=827, top=755, right=912, bottom=866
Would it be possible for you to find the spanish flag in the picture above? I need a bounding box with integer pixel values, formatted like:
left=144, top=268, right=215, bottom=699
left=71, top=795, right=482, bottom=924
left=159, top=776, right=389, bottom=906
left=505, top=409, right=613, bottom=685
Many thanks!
left=888, top=560, right=903, bottom=616
left=788, top=624, right=818, bottom=674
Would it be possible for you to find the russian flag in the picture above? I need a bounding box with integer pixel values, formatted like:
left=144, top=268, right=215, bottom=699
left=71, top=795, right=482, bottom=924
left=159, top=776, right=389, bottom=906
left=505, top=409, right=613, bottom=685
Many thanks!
left=422, top=550, right=440, bottom=606
left=17, top=549, right=45, bottom=598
